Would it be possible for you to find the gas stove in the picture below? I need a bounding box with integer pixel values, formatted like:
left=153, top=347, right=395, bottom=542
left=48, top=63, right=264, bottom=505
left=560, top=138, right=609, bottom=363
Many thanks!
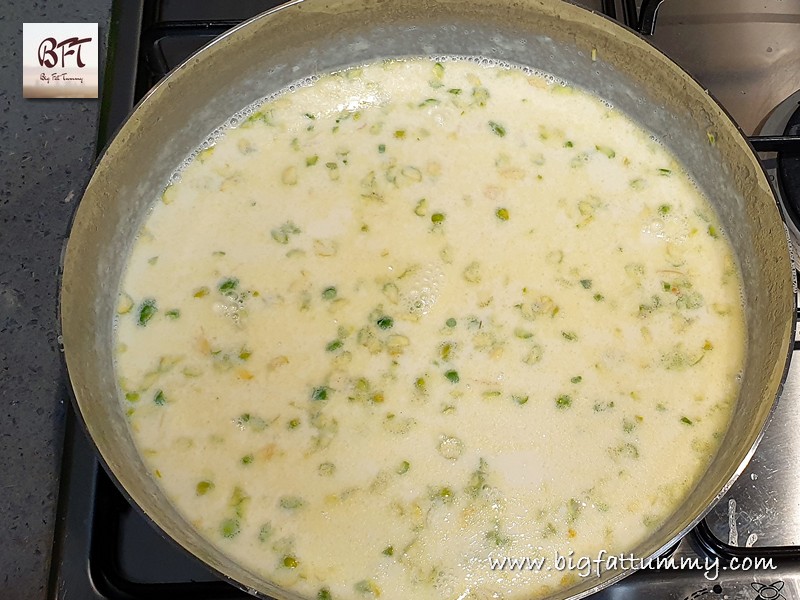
left=48, top=1, right=800, bottom=599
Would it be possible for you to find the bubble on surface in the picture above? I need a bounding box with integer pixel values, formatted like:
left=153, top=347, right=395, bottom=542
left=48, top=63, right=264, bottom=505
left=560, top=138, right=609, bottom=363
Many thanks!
left=399, top=262, right=444, bottom=316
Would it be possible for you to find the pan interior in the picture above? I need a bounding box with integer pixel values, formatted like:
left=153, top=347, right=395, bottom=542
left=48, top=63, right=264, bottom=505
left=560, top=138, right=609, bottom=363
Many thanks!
left=60, top=1, right=794, bottom=598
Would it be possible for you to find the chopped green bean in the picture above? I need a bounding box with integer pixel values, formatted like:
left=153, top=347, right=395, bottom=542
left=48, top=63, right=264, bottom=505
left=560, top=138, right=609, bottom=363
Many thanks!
left=196, top=480, right=215, bottom=495
left=220, top=518, right=240, bottom=538
left=556, top=394, right=572, bottom=409
left=137, top=298, right=157, bottom=326
left=376, top=316, right=394, bottom=329
left=311, top=386, right=329, bottom=401
left=489, top=121, right=506, bottom=137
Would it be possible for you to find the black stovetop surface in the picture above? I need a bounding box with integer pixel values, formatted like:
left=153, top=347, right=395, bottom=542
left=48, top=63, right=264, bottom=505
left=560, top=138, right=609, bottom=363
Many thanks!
left=48, top=1, right=800, bottom=599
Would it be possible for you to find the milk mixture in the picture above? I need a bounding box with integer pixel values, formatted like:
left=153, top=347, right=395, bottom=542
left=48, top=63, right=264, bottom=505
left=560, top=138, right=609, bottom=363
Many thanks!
left=115, top=58, right=746, bottom=599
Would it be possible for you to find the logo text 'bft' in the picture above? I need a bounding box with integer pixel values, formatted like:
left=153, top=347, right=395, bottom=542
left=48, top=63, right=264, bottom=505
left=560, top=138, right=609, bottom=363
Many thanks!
left=37, top=36, right=93, bottom=69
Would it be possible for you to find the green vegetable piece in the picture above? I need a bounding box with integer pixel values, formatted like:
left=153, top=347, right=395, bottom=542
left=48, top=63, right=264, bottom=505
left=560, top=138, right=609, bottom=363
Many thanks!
left=444, top=370, right=460, bottom=384
left=433, top=62, right=445, bottom=78
left=629, top=178, right=646, bottom=190
left=383, top=545, right=394, bottom=556
left=513, top=395, right=529, bottom=405
left=258, top=523, right=273, bottom=542
left=196, top=480, right=215, bottom=495
left=355, top=580, right=380, bottom=596
left=306, top=155, right=319, bottom=166
left=137, top=298, right=157, bottom=326
left=659, top=168, right=672, bottom=176
left=322, top=286, right=337, bottom=300
left=165, top=309, right=180, bottom=319
left=193, top=287, right=209, bottom=298
left=432, top=486, right=454, bottom=503
left=288, top=418, right=301, bottom=429
left=280, top=496, right=304, bottom=509
left=282, top=555, right=299, bottom=568
left=570, top=375, right=583, bottom=384
left=556, top=394, right=572, bottom=409
left=396, top=460, right=410, bottom=475
left=580, top=279, right=592, bottom=289
left=153, top=390, right=166, bottom=406
left=414, top=377, right=426, bottom=391
left=465, top=458, right=488, bottom=497
left=241, top=454, right=254, bottom=465
left=218, top=277, right=239, bottom=295
left=681, top=416, right=693, bottom=425
left=658, top=204, right=672, bottom=215
left=311, top=386, right=329, bottom=401
left=473, top=86, right=490, bottom=107
left=376, top=316, right=394, bottom=329
left=431, top=212, right=445, bottom=224
left=488, top=121, right=506, bottom=137
left=271, top=221, right=301, bottom=244
left=125, top=392, right=140, bottom=403
left=238, top=348, right=252, bottom=361
left=229, top=486, right=249, bottom=518
left=677, top=291, right=704, bottom=310
left=564, top=141, right=574, bottom=148
left=611, top=442, right=640, bottom=459
left=495, top=207, right=510, bottom=221
left=595, top=145, right=616, bottom=158
left=486, top=529, right=511, bottom=546
left=318, top=588, right=333, bottom=600
left=220, top=518, right=240, bottom=538
left=562, top=331, right=578, bottom=341
left=318, top=462, right=336, bottom=476
left=594, top=293, right=605, bottom=302
left=445, top=317, right=457, bottom=328
left=378, top=143, right=386, bottom=154
left=708, top=225, right=719, bottom=238
left=326, top=339, right=343, bottom=352
left=394, top=130, right=406, bottom=139
left=448, top=88, right=462, bottom=95
left=236, top=412, right=268, bottom=431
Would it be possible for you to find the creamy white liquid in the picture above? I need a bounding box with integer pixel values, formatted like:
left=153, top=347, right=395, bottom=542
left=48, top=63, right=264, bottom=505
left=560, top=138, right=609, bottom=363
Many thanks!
left=115, top=58, right=746, bottom=600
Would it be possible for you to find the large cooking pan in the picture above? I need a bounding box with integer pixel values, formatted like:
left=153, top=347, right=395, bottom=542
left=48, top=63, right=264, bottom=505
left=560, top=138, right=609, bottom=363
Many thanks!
left=60, top=0, right=796, bottom=598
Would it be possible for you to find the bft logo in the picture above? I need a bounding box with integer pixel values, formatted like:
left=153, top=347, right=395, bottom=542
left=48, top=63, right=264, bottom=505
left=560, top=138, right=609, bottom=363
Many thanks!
left=37, top=36, right=93, bottom=69
left=23, top=23, right=99, bottom=99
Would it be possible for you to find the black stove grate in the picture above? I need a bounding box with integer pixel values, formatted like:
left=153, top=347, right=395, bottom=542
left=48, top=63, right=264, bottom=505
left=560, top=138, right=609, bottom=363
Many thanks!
left=48, top=1, right=800, bottom=598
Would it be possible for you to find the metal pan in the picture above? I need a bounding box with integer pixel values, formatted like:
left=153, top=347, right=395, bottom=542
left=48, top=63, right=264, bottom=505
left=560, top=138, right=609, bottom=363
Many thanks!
left=60, top=0, right=796, bottom=597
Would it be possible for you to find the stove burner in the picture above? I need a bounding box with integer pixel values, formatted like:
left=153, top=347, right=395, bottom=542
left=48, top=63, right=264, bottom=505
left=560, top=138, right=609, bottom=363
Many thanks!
left=751, top=580, right=785, bottom=600
left=777, top=102, right=800, bottom=227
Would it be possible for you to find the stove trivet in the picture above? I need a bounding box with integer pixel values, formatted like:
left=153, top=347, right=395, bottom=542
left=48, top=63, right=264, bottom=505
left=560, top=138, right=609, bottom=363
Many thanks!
left=778, top=100, right=800, bottom=233
left=760, top=89, right=800, bottom=268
